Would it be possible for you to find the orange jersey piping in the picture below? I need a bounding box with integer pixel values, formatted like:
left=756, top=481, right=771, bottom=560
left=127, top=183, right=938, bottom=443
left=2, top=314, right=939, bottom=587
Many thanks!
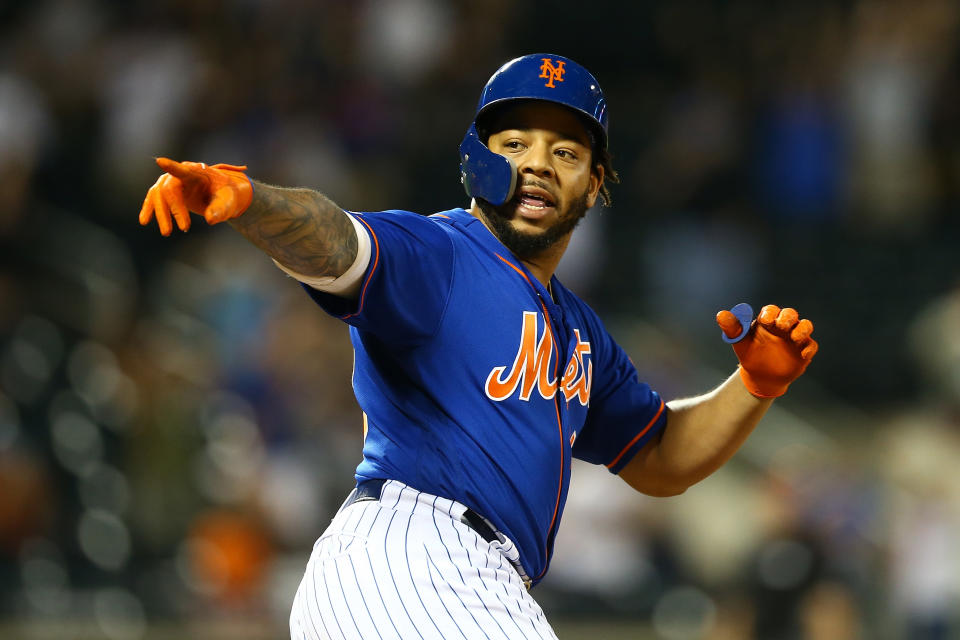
left=342, top=215, right=380, bottom=320
left=605, top=399, right=665, bottom=469
left=495, top=253, right=565, bottom=580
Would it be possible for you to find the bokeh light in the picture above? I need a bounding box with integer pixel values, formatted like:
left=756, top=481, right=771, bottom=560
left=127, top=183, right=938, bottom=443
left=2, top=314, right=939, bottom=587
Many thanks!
left=77, top=509, right=131, bottom=571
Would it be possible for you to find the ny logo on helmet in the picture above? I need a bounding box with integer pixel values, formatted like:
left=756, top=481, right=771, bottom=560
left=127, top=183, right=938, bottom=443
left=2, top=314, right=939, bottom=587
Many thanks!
left=539, top=58, right=566, bottom=88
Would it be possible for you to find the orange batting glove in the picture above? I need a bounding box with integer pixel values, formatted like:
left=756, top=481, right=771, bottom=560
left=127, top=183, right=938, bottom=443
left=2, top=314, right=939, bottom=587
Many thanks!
left=716, top=303, right=818, bottom=398
left=138, top=157, right=254, bottom=236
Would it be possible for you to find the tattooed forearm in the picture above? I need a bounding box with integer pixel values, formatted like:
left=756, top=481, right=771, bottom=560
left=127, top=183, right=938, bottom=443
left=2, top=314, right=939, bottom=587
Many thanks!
left=229, top=181, right=359, bottom=278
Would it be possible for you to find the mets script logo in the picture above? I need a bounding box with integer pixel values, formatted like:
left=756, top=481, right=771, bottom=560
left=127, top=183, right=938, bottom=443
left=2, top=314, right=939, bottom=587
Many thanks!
left=539, top=57, right=566, bottom=88
left=485, top=311, right=592, bottom=405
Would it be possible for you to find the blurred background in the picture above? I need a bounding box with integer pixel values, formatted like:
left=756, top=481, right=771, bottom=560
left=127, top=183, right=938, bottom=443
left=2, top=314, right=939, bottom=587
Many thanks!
left=1, top=0, right=959, bottom=638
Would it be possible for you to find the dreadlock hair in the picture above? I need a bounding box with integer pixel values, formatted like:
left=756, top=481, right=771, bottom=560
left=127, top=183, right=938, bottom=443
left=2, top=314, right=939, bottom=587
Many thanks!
left=594, top=145, right=619, bottom=207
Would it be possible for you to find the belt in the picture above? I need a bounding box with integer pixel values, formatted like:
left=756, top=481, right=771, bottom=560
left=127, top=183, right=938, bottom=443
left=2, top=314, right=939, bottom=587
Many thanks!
left=348, top=478, right=499, bottom=545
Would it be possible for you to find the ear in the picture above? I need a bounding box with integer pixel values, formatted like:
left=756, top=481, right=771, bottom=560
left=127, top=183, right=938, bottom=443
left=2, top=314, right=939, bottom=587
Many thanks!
left=586, top=162, right=605, bottom=208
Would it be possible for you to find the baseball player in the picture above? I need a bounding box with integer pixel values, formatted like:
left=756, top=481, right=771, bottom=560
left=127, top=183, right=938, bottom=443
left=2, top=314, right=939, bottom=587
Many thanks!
left=138, top=54, right=818, bottom=639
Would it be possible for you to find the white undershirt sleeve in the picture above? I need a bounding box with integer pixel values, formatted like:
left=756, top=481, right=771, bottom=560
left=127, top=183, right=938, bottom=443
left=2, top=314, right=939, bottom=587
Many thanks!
left=271, top=213, right=371, bottom=295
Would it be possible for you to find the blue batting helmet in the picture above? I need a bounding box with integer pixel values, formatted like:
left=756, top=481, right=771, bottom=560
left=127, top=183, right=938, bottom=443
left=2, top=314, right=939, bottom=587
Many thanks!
left=459, top=53, right=609, bottom=205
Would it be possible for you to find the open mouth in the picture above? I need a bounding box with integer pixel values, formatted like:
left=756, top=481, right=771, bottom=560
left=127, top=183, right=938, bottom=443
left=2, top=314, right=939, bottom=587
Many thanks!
left=515, top=186, right=557, bottom=217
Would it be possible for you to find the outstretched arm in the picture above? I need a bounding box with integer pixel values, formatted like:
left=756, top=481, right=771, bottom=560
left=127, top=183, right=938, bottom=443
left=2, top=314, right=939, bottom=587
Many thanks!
left=229, top=182, right=358, bottom=282
left=138, top=158, right=360, bottom=292
left=619, top=304, right=818, bottom=497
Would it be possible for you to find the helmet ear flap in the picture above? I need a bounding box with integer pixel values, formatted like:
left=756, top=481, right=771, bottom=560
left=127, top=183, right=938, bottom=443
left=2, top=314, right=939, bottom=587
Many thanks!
left=459, top=123, right=517, bottom=206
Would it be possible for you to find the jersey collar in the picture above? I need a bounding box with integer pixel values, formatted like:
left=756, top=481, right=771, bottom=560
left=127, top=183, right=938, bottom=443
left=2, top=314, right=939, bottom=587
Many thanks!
left=438, top=208, right=564, bottom=308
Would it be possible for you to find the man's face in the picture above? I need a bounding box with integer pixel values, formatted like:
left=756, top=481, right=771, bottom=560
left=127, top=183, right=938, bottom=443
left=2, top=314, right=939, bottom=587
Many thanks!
left=478, top=102, right=604, bottom=260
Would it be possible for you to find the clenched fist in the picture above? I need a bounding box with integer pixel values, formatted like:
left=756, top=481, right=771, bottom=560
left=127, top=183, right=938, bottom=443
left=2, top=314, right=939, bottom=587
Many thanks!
left=717, top=303, right=818, bottom=398
left=139, top=157, right=253, bottom=235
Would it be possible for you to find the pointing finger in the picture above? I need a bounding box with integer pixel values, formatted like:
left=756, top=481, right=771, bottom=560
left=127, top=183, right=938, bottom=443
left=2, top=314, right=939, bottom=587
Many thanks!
left=156, top=157, right=208, bottom=182
left=775, top=307, right=799, bottom=332
left=156, top=156, right=186, bottom=176
left=716, top=310, right=744, bottom=339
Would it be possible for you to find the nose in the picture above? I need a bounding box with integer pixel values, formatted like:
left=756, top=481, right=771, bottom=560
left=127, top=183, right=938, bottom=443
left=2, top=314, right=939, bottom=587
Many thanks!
left=517, top=142, right=553, bottom=180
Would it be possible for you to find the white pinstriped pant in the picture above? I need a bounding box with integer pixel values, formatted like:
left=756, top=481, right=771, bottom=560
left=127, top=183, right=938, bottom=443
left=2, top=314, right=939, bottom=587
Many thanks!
left=289, top=479, right=559, bottom=640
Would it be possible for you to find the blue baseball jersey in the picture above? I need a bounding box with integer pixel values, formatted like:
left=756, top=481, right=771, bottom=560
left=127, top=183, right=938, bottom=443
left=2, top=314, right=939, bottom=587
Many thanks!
left=303, top=208, right=667, bottom=585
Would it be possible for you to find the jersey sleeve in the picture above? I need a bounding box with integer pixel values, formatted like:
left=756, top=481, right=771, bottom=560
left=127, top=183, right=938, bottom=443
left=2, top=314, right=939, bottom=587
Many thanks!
left=301, top=210, right=456, bottom=345
left=572, top=320, right=667, bottom=474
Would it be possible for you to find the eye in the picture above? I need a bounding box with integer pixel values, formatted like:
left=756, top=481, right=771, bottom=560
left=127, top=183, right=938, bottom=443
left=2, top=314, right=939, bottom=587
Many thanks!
left=554, top=148, right=578, bottom=162
left=502, top=140, right=526, bottom=151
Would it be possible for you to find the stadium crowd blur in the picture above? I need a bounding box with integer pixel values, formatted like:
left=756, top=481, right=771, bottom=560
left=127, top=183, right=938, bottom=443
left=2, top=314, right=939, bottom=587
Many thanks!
left=1, top=0, right=959, bottom=638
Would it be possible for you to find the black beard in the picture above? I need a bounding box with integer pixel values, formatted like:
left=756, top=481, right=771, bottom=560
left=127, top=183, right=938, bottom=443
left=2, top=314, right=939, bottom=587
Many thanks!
left=477, top=190, right=591, bottom=261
